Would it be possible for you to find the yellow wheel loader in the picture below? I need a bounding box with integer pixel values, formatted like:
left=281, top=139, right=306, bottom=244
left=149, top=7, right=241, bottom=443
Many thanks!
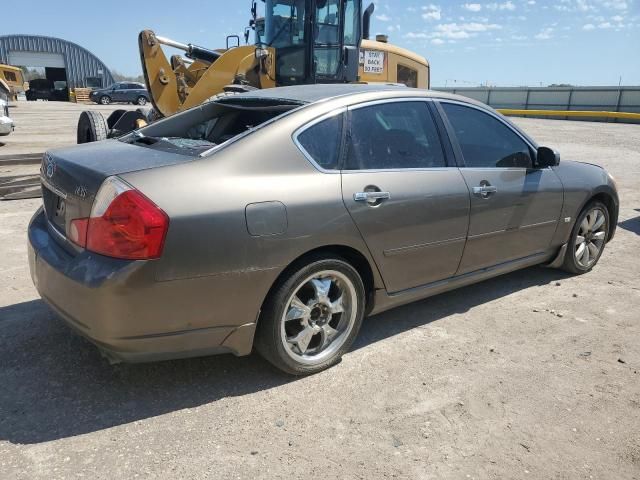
left=78, top=0, right=429, bottom=143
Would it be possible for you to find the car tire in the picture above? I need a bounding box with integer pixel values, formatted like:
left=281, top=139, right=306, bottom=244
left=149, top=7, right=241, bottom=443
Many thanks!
left=561, top=200, right=609, bottom=274
left=99, top=95, right=111, bottom=105
left=77, top=110, right=109, bottom=144
left=136, top=96, right=147, bottom=106
left=255, top=255, right=366, bottom=375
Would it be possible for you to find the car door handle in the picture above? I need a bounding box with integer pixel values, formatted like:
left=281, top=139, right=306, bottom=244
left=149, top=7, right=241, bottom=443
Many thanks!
left=354, top=191, right=391, bottom=203
left=472, top=185, right=497, bottom=197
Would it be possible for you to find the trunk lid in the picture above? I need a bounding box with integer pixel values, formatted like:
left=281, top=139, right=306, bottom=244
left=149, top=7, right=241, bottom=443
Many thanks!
left=40, top=139, right=194, bottom=246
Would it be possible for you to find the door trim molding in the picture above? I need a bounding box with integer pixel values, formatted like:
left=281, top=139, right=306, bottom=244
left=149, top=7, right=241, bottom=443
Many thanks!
left=383, top=236, right=466, bottom=257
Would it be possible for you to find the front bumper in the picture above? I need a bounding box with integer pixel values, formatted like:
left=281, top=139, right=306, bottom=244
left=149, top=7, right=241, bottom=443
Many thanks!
left=28, top=208, right=258, bottom=362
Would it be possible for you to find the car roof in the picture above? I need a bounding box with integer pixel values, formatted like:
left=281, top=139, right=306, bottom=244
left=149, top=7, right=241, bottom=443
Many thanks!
left=218, top=83, right=413, bottom=105
left=216, top=83, right=493, bottom=111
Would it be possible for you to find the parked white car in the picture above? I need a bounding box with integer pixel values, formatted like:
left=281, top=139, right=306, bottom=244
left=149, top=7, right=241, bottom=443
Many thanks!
left=0, top=79, right=14, bottom=136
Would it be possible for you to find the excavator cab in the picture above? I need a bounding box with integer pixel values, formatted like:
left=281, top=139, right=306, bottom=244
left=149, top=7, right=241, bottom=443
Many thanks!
left=261, top=0, right=361, bottom=85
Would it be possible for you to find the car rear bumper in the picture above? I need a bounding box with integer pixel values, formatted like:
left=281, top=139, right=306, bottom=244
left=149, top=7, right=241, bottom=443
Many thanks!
left=28, top=208, right=263, bottom=362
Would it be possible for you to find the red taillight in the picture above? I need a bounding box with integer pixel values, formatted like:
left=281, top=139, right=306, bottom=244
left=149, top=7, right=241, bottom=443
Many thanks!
left=69, top=218, right=89, bottom=247
left=87, top=190, right=168, bottom=259
left=68, top=178, right=169, bottom=260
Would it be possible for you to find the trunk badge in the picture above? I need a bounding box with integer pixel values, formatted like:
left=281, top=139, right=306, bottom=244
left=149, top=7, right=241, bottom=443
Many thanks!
left=75, top=185, right=88, bottom=198
left=44, top=154, right=56, bottom=179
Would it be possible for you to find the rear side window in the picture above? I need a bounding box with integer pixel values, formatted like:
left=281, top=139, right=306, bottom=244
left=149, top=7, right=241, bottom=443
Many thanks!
left=442, top=103, right=532, bottom=168
left=296, top=113, right=343, bottom=170
left=397, top=65, right=418, bottom=88
left=345, top=101, right=445, bottom=170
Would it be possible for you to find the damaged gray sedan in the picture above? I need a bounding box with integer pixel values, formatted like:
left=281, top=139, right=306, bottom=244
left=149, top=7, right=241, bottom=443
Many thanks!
left=28, top=84, right=619, bottom=374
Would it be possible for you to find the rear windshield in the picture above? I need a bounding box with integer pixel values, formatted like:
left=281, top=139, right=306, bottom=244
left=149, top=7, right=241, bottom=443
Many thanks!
left=120, top=100, right=299, bottom=156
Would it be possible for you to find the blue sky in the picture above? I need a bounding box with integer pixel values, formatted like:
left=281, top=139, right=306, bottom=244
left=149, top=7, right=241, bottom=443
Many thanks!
left=5, top=0, right=639, bottom=86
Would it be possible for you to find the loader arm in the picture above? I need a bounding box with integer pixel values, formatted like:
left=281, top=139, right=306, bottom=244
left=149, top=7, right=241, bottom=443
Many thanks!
left=139, top=30, right=275, bottom=117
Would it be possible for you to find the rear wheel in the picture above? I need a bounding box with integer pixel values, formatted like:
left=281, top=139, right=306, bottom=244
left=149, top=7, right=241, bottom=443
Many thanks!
left=136, top=96, right=147, bottom=106
left=255, top=255, right=366, bottom=375
left=99, top=95, right=111, bottom=105
left=77, top=110, right=109, bottom=144
left=561, top=201, right=609, bottom=274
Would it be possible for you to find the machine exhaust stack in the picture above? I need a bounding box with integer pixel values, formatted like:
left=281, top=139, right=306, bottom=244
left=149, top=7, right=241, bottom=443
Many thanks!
left=363, top=3, right=375, bottom=40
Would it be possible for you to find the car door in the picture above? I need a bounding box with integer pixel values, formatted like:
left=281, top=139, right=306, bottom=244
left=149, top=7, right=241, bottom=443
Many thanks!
left=436, top=101, right=563, bottom=274
left=111, top=83, right=126, bottom=101
left=340, top=99, right=470, bottom=293
left=127, top=83, right=141, bottom=101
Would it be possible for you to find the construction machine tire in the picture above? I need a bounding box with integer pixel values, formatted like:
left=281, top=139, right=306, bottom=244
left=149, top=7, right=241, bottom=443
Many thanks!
left=136, top=107, right=162, bottom=123
left=77, top=110, right=109, bottom=144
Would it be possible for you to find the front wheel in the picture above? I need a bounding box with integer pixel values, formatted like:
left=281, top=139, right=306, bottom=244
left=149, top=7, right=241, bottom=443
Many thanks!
left=99, top=95, right=111, bottom=105
left=255, top=256, right=366, bottom=375
left=561, top=201, right=609, bottom=274
left=136, top=96, right=147, bottom=106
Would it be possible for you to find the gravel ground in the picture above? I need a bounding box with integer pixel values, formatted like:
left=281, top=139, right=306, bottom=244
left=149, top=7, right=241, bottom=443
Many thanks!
left=0, top=118, right=639, bottom=479
left=0, top=101, right=138, bottom=157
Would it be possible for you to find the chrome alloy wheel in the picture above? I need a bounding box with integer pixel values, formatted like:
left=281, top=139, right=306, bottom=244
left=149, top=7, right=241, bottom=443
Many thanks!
left=281, top=270, right=358, bottom=365
left=575, top=207, right=607, bottom=268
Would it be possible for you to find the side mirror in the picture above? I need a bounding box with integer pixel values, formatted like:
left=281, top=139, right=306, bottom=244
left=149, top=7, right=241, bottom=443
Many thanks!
left=536, top=146, right=560, bottom=168
left=343, top=46, right=359, bottom=82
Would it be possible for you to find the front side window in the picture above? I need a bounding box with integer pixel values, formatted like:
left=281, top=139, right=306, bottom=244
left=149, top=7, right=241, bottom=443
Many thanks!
left=345, top=102, right=446, bottom=170
left=442, top=103, right=532, bottom=168
left=296, top=113, right=343, bottom=170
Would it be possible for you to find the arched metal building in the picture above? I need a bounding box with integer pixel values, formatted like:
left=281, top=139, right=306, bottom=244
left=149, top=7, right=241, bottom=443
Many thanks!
left=0, top=34, right=114, bottom=90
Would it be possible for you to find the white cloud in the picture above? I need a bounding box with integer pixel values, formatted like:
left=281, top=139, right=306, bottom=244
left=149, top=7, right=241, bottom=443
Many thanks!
left=404, top=31, right=429, bottom=38
left=432, top=21, right=501, bottom=38
left=602, top=0, right=628, bottom=10
left=463, top=3, right=482, bottom=12
left=611, top=14, right=624, bottom=21
left=422, top=4, right=442, bottom=20
left=576, top=0, right=594, bottom=11
left=527, top=0, right=536, bottom=4
left=598, top=21, right=613, bottom=27
left=405, top=18, right=504, bottom=42
left=376, top=13, right=391, bottom=21
left=534, top=27, right=554, bottom=39
left=486, top=1, right=516, bottom=11
left=582, top=23, right=596, bottom=29
left=511, top=34, right=528, bottom=39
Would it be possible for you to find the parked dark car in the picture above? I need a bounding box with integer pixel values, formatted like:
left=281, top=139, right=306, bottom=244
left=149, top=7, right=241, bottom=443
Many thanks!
left=26, top=79, right=68, bottom=101
left=90, top=82, right=150, bottom=105
left=28, top=84, right=618, bottom=375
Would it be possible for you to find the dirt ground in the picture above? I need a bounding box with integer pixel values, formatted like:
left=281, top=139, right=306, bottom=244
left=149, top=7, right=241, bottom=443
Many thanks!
left=0, top=117, right=639, bottom=480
